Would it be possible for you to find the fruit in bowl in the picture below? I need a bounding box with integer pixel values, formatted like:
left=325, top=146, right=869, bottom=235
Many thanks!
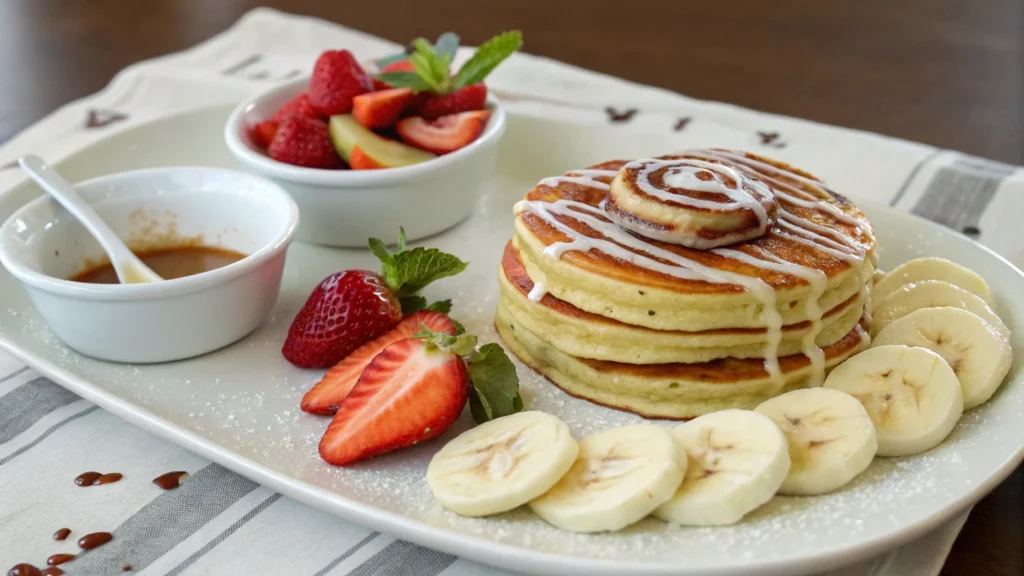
left=224, top=33, right=515, bottom=247
left=249, top=31, right=521, bottom=171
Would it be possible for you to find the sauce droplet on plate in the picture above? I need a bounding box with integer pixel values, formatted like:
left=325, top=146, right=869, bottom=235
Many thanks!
left=152, top=471, right=189, bottom=490
left=78, top=532, right=112, bottom=550
left=52, top=528, right=71, bottom=541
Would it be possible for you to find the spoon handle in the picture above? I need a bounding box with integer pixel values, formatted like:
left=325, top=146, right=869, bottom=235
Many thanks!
left=18, top=155, right=162, bottom=283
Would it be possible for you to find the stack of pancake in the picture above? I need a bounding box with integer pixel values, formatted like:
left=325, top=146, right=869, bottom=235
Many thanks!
left=496, top=149, right=877, bottom=419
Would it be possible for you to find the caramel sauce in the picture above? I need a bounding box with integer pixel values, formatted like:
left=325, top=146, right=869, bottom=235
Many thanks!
left=7, top=565, right=41, bottom=576
left=92, top=472, right=123, bottom=486
left=152, top=471, right=189, bottom=490
left=52, top=528, right=71, bottom=541
left=44, top=556, right=72, bottom=568
left=73, top=472, right=101, bottom=486
left=77, top=532, right=112, bottom=550
left=41, top=569, right=62, bottom=576
left=69, top=246, right=246, bottom=284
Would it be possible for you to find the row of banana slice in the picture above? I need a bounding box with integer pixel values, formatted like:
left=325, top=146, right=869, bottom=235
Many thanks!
left=426, top=258, right=1013, bottom=533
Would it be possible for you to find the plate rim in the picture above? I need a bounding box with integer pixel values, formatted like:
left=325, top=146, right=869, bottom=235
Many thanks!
left=1, top=104, right=1022, bottom=576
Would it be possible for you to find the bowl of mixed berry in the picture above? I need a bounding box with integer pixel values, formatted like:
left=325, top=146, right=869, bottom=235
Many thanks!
left=225, top=32, right=519, bottom=247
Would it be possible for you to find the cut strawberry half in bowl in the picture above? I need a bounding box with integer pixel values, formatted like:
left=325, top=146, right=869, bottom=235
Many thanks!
left=224, top=77, right=506, bottom=248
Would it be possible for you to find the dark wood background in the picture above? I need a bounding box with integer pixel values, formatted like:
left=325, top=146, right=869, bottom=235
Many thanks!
left=1, top=1, right=1021, bottom=574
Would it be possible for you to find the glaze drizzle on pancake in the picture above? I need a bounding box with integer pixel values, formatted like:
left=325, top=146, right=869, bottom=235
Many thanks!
left=514, top=149, right=873, bottom=386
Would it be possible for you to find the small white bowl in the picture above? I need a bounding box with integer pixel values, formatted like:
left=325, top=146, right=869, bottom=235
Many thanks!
left=0, top=167, right=299, bottom=363
left=224, top=77, right=506, bottom=247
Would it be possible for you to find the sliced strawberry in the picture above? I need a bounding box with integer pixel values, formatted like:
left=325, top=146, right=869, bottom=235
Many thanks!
left=282, top=271, right=402, bottom=368
left=416, top=84, right=488, bottom=120
left=396, top=110, right=491, bottom=155
left=352, top=88, right=415, bottom=129
left=301, top=310, right=456, bottom=415
left=318, top=337, right=469, bottom=466
left=251, top=120, right=278, bottom=149
left=268, top=115, right=343, bottom=169
left=349, top=146, right=385, bottom=170
left=309, top=50, right=374, bottom=116
left=271, top=92, right=321, bottom=122
left=382, top=60, right=416, bottom=74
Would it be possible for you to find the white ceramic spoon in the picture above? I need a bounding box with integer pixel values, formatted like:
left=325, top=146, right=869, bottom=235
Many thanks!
left=19, top=155, right=164, bottom=283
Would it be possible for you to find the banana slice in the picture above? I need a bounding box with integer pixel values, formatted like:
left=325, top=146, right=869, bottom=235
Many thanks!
left=426, top=411, right=579, bottom=517
left=654, top=410, right=789, bottom=526
left=824, top=345, right=963, bottom=457
left=872, top=257, right=994, bottom=308
left=755, top=388, right=877, bottom=495
left=872, top=307, right=1013, bottom=410
left=871, top=280, right=1009, bottom=339
left=529, top=424, right=684, bottom=533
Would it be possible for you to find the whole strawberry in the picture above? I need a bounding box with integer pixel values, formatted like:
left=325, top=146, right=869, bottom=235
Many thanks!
left=268, top=115, right=342, bottom=169
left=272, top=92, right=322, bottom=122
left=309, top=50, right=374, bottom=116
left=282, top=228, right=468, bottom=368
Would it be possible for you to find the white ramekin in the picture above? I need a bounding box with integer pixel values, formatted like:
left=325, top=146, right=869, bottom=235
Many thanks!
left=223, top=77, right=506, bottom=247
left=0, top=167, right=299, bottom=363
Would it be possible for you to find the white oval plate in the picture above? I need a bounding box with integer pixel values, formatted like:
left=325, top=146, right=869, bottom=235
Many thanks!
left=0, top=106, right=1021, bottom=576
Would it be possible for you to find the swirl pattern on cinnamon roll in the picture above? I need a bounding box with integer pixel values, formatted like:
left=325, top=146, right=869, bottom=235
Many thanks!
left=604, top=155, right=778, bottom=248
left=496, top=148, right=877, bottom=419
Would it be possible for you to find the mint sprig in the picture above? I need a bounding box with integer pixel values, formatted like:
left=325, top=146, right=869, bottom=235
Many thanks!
left=370, top=227, right=467, bottom=314
left=451, top=31, right=522, bottom=90
left=375, top=30, right=522, bottom=95
left=414, top=327, right=523, bottom=424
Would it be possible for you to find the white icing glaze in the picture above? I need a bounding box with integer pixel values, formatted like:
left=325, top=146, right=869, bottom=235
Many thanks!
left=528, top=283, right=548, bottom=303
left=539, top=169, right=617, bottom=191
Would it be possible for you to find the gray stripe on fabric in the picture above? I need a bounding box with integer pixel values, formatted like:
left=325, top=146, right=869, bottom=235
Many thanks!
left=0, top=377, right=81, bottom=444
left=0, top=405, right=99, bottom=466
left=347, top=540, right=456, bottom=576
left=890, top=149, right=943, bottom=207
left=911, top=157, right=1013, bottom=233
left=0, top=366, right=29, bottom=385
left=64, top=464, right=260, bottom=575
left=312, top=532, right=381, bottom=576
left=164, top=493, right=283, bottom=576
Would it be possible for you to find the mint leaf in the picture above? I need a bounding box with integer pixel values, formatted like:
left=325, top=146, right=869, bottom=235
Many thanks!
left=397, top=227, right=407, bottom=252
left=451, top=30, right=522, bottom=89
left=375, top=51, right=410, bottom=68
left=425, top=299, right=453, bottom=314
left=399, top=295, right=427, bottom=314
left=369, top=237, right=392, bottom=266
left=434, top=32, right=460, bottom=62
left=388, top=248, right=468, bottom=296
left=467, top=343, right=522, bottom=423
left=415, top=326, right=478, bottom=357
left=451, top=318, right=466, bottom=335
left=399, top=296, right=452, bottom=315
left=374, top=71, right=433, bottom=93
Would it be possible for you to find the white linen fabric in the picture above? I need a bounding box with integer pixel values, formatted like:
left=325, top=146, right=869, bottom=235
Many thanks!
left=2, top=7, right=1014, bottom=575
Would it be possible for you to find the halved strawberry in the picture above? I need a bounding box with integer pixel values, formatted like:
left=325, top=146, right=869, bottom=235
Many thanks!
left=309, top=50, right=374, bottom=115
left=416, top=84, right=487, bottom=120
left=352, top=88, right=415, bottom=129
left=251, top=120, right=278, bottom=149
left=300, top=310, right=456, bottom=415
left=318, top=336, right=470, bottom=465
left=396, top=110, right=491, bottom=155
left=272, top=92, right=321, bottom=122
left=349, top=146, right=384, bottom=170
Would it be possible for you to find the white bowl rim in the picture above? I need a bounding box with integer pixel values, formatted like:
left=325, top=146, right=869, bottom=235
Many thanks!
left=223, top=77, right=507, bottom=187
left=0, top=166, right=300, bottom=302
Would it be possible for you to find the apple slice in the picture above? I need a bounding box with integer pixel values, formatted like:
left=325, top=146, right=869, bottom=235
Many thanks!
left=328, top=115, right=436, bottom=168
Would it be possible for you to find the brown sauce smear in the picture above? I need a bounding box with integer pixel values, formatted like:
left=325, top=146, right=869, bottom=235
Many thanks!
left=73, top=472, right=101, bottom=486
left=122, top=565, right=133, bottom=572
left=69, top=246, right=246, bottom=284
left=44, top=556, right=72, bottom=568
left=7, top=565, right=42, bottom=576
left=92, top=472, right=123, bottom=486
left=41, top=569, right=63, bottom=576
left=152, top=471, right=189, bottom=490
left=52, top=528, right=71, bottom=541
left=77, top=532, right=112, bottom=550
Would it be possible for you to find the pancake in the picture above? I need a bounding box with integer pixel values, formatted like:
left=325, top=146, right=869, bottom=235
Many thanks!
left=498, top=148, right=877, bottom=418
left=500, top=242, right=866, bottom=364
left=496, top=302, right=869, bottom=419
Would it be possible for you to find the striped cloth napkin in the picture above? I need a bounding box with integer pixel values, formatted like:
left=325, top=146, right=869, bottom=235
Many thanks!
left=1, top=7, right=1019, bottom=576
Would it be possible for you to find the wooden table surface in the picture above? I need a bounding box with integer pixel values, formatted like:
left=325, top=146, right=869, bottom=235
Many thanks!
left=1, top=1, right=1021, bottom=574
